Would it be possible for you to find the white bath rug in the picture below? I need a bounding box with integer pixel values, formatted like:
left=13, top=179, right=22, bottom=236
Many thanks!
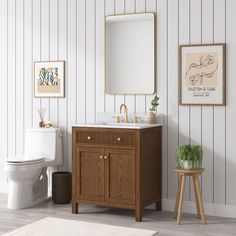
left=3, top=217, right=158, bottom=236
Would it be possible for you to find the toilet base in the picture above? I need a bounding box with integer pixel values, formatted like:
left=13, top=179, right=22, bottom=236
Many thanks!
left=8, top=168, right=49, bottom=209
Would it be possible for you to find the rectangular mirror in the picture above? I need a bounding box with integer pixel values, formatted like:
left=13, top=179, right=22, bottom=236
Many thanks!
left=105, top=13, right=156, bottom=94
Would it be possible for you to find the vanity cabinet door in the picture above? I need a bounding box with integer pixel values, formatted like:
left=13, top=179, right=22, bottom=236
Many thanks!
left=104, top=148, right=135, bottom=205
left=75, top=147, right=105, bottom=202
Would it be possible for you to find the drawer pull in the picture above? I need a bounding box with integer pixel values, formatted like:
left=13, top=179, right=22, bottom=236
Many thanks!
left=99, top=155, right=103, bottom=160
left=87, top=136, right=91, bottom=140
left=104, top=156, right=108, bottom=160
left=117, top=137, right=121, bottom=141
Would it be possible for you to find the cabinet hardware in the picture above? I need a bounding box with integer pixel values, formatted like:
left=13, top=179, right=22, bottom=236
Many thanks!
left=104, top=155, right=108, bottom=160
left=117, top=137, right=121, bottom=141
left=87, top=136, right=91, bottom=140
left=99, top=155, right=103, bottom=160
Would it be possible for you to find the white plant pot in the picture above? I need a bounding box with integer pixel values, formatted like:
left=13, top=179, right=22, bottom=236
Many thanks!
left=179, top=160, right=201, bottom=169
left=182, top=160, right=193, bottom=169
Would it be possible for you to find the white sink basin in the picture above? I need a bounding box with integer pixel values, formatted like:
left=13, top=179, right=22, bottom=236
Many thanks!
left=105, top=122, right=142, bottom=126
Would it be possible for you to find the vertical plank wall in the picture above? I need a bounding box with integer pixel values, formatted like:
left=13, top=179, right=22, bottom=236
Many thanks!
left=0, top=0, right=235, bottom=210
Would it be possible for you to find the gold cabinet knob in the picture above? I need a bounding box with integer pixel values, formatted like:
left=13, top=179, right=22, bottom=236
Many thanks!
left=99, top=155, right=103, bottom=160
left=117, top=137, right=121, bottom=141
left=104, top=156, right=108, bottom=160
left=87, top=136, right=91, bottom=140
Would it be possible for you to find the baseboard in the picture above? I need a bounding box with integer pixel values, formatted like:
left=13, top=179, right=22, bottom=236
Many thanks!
left=1, top=184, right=236, bottom=218
left=162, top=198, right=236, bottom=218
left=0, top=183, right=9, bottom=193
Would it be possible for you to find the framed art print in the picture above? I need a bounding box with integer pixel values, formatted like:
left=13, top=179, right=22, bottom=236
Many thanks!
left=34, top=61, right=65, bottom=97
left=179, top=44, right=226, bottom=105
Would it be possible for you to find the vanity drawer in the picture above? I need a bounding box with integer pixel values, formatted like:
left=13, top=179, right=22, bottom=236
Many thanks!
left=75, top=130, right=136, bottom=146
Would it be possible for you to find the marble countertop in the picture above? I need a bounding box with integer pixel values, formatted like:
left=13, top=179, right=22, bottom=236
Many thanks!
left=73, top=122, right=162, bottom=129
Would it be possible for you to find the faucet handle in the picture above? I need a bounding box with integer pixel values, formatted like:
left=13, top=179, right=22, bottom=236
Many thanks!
left=133, top=115, right=141, bottom=123
left=133, top=116, right=138, bottom=123
left=115, top=116, right=120, bottom=123
left=112, top=116, right=120, bottom=123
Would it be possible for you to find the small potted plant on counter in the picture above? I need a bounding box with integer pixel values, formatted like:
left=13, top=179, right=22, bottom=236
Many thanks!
left=176, top=144, right=202, bottom=169
left=146, top=95, right=159, bottom=124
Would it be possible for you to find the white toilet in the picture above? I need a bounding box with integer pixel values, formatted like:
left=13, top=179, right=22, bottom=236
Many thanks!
left=5, top=128, right=63, bottom=209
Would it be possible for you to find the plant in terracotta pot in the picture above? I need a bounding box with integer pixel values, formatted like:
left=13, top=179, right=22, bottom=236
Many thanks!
left=146, top=95, right=159, bottom=124
left=176, top=145, right=202, bottom=169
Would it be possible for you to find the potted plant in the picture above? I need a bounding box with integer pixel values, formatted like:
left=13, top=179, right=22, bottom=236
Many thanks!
left=146, top=95, right=159, bottom=124
left=176, top=145, right=202, bottom=169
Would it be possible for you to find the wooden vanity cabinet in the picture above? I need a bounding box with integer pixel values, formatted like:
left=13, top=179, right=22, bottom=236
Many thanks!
left=72, top=126, right=162, bottom=222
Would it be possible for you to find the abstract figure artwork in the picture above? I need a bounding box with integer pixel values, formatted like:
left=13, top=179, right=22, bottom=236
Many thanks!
left=186, top=54, right=218, bottom=86
left=179, top=44, right=225, bottom=105
left=34, top=61, right=65, bottom=97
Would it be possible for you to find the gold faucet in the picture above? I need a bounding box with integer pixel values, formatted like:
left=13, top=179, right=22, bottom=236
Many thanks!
left=120, top=104, right=128, bottom=123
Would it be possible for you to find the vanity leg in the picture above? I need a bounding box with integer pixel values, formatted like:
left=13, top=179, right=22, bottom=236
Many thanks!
left=156, top=199, right=162, bottom=211
left=135, top=208, right=142, bottom=222
left=72, top=202, right=78, bottom=214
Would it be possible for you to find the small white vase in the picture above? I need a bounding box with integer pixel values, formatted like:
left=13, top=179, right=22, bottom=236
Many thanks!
left=146, top=112, right=157, bottom=124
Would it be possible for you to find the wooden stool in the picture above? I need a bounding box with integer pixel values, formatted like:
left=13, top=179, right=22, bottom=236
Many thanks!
left=174, top=168, right=206, bottom=225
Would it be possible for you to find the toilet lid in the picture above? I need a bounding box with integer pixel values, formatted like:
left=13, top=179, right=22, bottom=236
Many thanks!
left=6, top=157, right=45, bottom=165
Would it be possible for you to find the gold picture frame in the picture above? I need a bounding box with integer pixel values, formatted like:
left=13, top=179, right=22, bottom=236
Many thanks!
left=34, top=61, right=65, bottom=98
left=179, top=44, right=226, bottom=105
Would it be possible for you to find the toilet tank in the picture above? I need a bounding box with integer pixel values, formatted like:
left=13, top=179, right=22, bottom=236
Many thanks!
left=25, top=128, right=63, bottom=165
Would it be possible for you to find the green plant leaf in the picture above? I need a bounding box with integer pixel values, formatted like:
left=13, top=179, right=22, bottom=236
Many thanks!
left=176, top=144, right=203, bottom=169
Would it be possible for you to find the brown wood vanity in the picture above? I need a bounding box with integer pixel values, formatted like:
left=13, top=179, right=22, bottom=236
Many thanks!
left=72, top=125, right=162, bottom=221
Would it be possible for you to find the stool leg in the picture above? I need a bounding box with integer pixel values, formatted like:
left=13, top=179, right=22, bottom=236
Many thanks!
left=174, top=174, right=182, bottom=218
left=177, top=175, right=186, bottom=225
left=193, top=175, right=206, bottom=224
left=192, top=176, right=200, bottom=217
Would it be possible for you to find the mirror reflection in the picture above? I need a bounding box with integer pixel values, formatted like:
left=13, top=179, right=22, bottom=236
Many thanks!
left=105, top=13, right=155, bottom=94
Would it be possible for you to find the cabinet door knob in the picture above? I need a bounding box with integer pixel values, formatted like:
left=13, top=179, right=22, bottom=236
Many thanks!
left=99, top=155, right=103, bottom=160
left=87, top=136, right=91, bottom=140
left=104, top=155, right=108, bottom=160
left=117, top=137, right=121, bottom=141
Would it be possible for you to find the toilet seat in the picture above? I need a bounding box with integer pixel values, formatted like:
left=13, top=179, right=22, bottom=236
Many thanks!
left=6, top=156, right=45, bottom=166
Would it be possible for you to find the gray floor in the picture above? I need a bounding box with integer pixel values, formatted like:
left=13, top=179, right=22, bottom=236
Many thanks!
left=0, top=193, right=236, bottom=236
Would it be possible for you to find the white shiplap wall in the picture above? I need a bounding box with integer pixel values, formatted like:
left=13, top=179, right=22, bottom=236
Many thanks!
left=0, top=0, right=236, bottom=215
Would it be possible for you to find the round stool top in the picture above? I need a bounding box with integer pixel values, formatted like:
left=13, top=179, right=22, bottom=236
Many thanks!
left=174, top=167, right=205, bottom=176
